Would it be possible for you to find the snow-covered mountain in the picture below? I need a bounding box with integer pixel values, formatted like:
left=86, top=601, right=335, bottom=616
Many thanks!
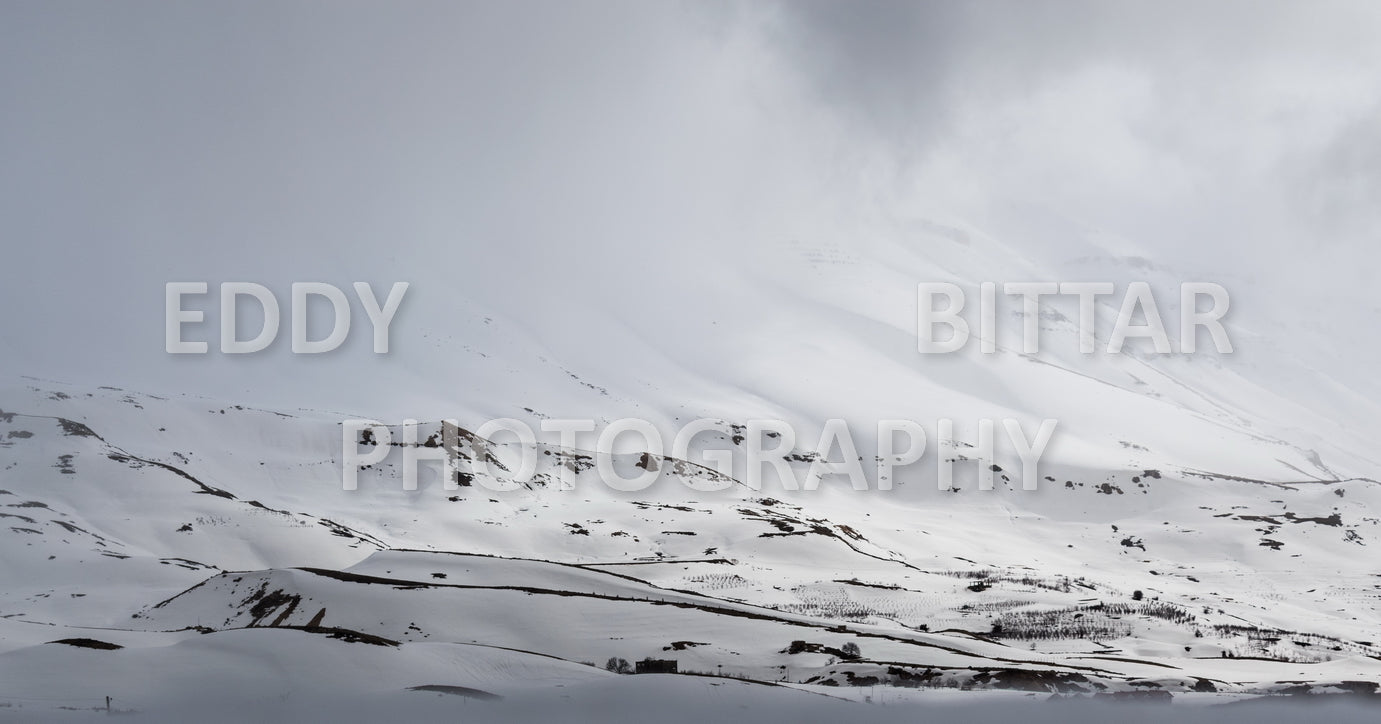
left=2, top=226, right=1379, bottom=718
left=8, top=2, right=1381, bottom=721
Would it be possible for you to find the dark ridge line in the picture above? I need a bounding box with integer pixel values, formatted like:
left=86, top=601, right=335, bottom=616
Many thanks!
left=381, top=548, right=699, bottom=590
left=265, top=625, right=400, bottom=647
left=407, top=684, right=501, bottom=700
left=14, top=410, right=385, bottom=549
left=568, top=558, right=732, bottom=567
left=374, top=549, right=906, bottom=629
left=445, top=640, right=602, bottom=665
left=46, top=638, right=122, bottom=650
left=5, top=412, right=107, bottom=442
left=1069, top=655, right=1182, bottom=670
left=321, top=549, right=1124, bottom=672
left=274, top=565, right=1127, bottom=676
left=102, top=448, right=235, bottom=499
left=145, top=574, right=218, bottom=611
left=1180, top=468, right=1378, bottom=488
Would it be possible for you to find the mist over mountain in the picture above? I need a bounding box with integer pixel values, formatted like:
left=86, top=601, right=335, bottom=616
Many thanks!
left=2, top=1, right=1379, bottom=720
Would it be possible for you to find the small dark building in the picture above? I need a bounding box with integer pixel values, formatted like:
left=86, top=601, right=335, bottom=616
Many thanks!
left=635, top=659, right=678, bottom=674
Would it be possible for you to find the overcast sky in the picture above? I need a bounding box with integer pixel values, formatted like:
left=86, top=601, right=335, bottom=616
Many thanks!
left=2, top=1, right=1379, bottom=412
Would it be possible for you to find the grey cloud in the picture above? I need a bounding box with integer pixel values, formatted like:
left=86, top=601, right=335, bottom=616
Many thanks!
left=3, top=1, right=1380, bottom=410
left=764, top=0, right=1381, bottom=268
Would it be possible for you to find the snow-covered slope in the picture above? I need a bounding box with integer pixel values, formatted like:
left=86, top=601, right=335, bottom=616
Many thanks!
left=3, top=220, right=1381, bottom=718
left=1, top=324, right=1379, bottom=718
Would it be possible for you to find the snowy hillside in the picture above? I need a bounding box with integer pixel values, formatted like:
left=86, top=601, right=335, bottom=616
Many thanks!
left=1, top=355, right=1378, bottom=718
left=6, top=2, right=1381, bottom=720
